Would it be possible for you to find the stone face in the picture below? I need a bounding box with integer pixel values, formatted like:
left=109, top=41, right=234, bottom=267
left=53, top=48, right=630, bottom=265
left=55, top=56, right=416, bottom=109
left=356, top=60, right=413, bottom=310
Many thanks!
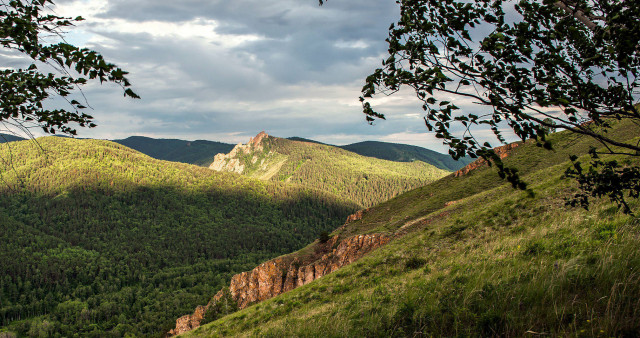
left=168, top=233, right=390, bottom=336
left=208, top=131, right=269, bottom=173
left=453, top=143, right=520, bottom=177
left=344, top=208, right=369, bottom=224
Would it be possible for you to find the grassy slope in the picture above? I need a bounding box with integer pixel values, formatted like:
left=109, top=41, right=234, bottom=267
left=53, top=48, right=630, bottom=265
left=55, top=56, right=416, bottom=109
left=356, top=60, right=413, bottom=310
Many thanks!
left=220, top=136, right=450, bottom=208
left=186, top=120, right=640, bottom=337
left=0, top=138, right=355, bottom=336
left=113, top=136, right=234, bottom=166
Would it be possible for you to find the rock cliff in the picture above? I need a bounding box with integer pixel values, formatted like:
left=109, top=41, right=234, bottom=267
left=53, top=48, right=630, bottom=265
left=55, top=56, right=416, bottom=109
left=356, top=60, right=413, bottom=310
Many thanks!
left=453, top=142, right=520, bottom=177
left=168, top=232, right=390, bottom=336
left=209, top=131, right=269, bottom=173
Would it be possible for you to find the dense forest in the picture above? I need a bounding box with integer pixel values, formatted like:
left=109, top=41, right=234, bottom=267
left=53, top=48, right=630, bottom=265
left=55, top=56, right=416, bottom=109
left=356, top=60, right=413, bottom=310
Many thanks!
left=0, top=138, right=356, bottom=337
left=212, top=135, right=449, bottom=208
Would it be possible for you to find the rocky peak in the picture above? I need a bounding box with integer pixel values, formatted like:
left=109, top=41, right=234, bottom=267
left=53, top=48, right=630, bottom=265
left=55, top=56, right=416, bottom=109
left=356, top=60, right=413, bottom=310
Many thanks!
left=208, top=131, right=271, bottom=174
left=249, top=131, right=268, bottom=148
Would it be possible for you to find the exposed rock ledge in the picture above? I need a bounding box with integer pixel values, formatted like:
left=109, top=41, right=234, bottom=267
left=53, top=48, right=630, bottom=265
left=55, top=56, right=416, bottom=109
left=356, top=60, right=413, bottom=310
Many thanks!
left=209, top=131, right=269, bottom=174
left=453, top=142, right=520, bottom=177
left=168, top=232, right=390, bottom=336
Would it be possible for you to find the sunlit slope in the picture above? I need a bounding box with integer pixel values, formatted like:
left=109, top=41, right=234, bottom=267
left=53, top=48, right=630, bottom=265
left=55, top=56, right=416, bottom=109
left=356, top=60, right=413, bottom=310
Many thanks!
left=210, top=133, right=450, bottom=208
left=187, top=121, right=640, bottom=337
left=0, top=137, right=356, bottom=337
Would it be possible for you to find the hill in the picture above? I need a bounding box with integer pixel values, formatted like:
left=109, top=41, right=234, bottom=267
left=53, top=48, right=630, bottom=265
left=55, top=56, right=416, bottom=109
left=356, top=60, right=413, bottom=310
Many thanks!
left=0, top=133, right=25, bottom=143
left=340, top=140, right=472, bottom=171
left=112, top=136, right=234, bottom=166
left=210, top=132, right=450, bottom=208
left=180, top=120, right=640, bottom=337
left=0, top=138, right=356, bottom=337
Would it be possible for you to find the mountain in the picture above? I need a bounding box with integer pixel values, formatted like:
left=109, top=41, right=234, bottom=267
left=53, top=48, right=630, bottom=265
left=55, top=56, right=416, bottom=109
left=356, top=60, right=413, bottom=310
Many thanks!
left=0, top=137, right=356, bottom=337
left=179, top=120, right=640, bottom=336
left=286, top=136, right=326, bottom=145
left=0, top=133, right=25, bottom=143
left=112, top=136, right=234, bottom=166
left=286, top=137, right=472, bottom=171
left=210, top=132, right=450, bottom=208
left=340, top=140, right=473, bottom=171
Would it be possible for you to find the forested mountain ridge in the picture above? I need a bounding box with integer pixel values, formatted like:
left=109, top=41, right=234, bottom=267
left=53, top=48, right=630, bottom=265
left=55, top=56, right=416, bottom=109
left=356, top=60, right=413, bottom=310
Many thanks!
left=0, top=137, right=356, bottom=337
left=0, top=133, right=25, bottom=143
left=340, top=140, right=473, bottom=171
left=0, top=133, right=467, bottom=172
left=186, top=120, right=640, bottom=337
left=112, top=136, right=234, bottom=166
left=209, top=132, right=450, bottom=208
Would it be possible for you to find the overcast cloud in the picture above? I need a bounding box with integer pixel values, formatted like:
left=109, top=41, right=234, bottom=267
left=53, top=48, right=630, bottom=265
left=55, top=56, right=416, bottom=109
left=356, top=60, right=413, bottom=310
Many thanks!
left=1, top=0, right=514, bottom=153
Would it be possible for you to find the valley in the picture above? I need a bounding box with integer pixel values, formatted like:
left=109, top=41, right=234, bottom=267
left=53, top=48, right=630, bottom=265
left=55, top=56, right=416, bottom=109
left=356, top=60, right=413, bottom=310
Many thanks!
left=0, top=134, right=453, bottom=337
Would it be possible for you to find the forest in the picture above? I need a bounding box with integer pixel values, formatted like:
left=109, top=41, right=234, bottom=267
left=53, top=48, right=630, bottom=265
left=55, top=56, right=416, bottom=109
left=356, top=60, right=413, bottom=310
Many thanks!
left=0, top=137, right=356, bottom=336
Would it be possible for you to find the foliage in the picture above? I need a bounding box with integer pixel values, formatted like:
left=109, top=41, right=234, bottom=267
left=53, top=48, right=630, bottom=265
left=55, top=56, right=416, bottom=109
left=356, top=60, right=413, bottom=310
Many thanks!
left=0, top=138, right=355, bottom=337
left=318, top=231, right=330, bottom=244
left=0, top=0, right=138, bottom=137
left=356, top=0, right=640, bottom=211
left=566, top=149, right=640, bottom=213
left=200, top=289, right=238, bottom=326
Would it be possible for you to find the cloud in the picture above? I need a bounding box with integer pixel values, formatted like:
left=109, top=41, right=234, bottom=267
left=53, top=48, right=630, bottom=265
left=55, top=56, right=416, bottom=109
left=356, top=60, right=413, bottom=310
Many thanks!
left=12, top=0, right=490, bottom=157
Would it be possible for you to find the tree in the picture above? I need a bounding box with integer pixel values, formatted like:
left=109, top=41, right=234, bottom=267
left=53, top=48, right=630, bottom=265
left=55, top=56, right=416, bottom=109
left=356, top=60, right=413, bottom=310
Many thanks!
left=1, top=0, right=138, bottom=138
left=349, top=0, right=639, bottom=212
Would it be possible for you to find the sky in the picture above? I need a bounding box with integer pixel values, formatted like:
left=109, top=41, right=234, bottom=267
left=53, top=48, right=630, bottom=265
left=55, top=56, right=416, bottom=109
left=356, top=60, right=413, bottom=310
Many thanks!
left=1, top=0, right=508, bottom=153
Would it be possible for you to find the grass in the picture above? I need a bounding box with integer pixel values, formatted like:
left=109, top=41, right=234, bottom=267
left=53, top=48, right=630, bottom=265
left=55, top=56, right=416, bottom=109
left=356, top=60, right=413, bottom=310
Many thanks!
left=182, top=120, right=640, bottom=337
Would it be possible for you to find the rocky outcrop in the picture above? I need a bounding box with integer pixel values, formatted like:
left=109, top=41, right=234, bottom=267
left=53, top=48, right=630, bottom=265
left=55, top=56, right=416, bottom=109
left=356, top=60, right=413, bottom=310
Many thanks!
left=453, top=143, right=520, bottom=177
left=209, top=131, right=269, bottom=174
left=168, top=233, right=390, bottom=336
left=344, top=208, right=369, bottom=224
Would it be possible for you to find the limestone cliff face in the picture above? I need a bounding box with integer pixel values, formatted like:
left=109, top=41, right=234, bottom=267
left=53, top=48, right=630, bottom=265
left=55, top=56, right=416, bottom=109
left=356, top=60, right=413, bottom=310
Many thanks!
left=168, top=233, right=390, bottom=336
left=209, top=131, right=269, bottom=174
left=453, top=142, right=520, bottom=177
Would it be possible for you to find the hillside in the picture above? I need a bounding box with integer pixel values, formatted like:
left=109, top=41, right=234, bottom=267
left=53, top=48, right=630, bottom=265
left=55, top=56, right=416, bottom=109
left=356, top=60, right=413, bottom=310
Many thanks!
left=181, top=120, right=640, bottom=337
left=340, top=140, right=472, bottom=171
left=113, top=136, right=234, bottom=166
left=0, top=138, right=356, bottom=337
left=209, top=132, right=450, bottom=208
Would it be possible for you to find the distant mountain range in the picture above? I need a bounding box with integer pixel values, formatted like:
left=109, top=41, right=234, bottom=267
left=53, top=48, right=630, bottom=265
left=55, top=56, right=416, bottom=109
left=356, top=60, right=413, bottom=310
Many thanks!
left=0, top=133, right=471, bottom=171
left=0, top=133, right=26, bottom=143
left=339, top=140, right=472, bottom=171
left=112, top=136, right=234, bottom=166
